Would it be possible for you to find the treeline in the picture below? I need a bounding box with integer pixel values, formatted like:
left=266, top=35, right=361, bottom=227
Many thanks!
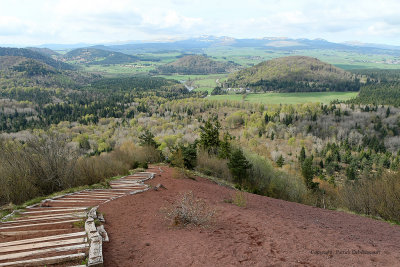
left=350, top=68, right=400, bottom=83
left=237, top=79, right=360, bottom=93
left=347, top=68, right=400, bottom=106
left=350, top=82, right=400, bottom=106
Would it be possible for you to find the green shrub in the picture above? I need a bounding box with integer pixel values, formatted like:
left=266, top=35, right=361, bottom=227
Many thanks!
left=195, top=150, right=232, bottom=181
left=244, top=151, right=307, bottom=203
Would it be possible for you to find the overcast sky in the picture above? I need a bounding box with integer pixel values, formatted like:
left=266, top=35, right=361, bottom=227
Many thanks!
left=1, top=0, right=400, bottom=46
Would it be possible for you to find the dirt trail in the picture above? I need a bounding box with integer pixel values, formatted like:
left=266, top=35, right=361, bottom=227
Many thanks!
left=100, top=166, right=400, bottom=267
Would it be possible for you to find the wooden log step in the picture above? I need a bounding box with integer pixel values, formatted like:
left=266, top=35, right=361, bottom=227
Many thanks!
left=109, top=182, right=140, bottom=185
left=89, top=190, right=125, bottom=194
left=0, top=252, right=86, bottom=267
left=75, top=193, right=121, bottom=197
left=77, top=191, right=123, bottom=194
left=0, top=229, right=74, bottom=236
left=109, top=185, right=146, bottom=188
left=110, top=183, right=146, bottom=186
left=72, top=192, right=116, bottom=196
left=0, top=237, right=87, bottom=253
left=54, top=197, right=109, bottom=201
left=0, top=231, right=86, bottom=248
left=48, top=199, right=102, bottom=203
left=108, top=188, right=145, bottom=191
left=22, top=207, right=87, bottom=214
left=0, top=219, right=81, bottom=230
left=0, top=243, right=88, bottom=261
left=17, top=212, right=86, bottom=220
left=1, top=214, right=85, bottom=225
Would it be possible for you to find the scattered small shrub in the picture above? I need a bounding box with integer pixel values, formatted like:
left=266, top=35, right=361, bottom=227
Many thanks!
left=232, top=191, right=247, bottom=207
left=165, top=191, right=215, bottom=227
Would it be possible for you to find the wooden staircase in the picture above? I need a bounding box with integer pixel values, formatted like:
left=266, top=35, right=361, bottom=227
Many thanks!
left=0, top=169, right=157, bottom=266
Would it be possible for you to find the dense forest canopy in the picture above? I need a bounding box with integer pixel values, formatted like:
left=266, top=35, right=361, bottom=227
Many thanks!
left=0, top=47, right=74, bottom=70
left=349, top=69, right=400, bottom=106
left=155, top=55, right=239, bottom=75
left=63, top=48, right=139, bottom=65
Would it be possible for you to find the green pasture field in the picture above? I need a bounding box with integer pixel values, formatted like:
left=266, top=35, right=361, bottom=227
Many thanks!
left=157, top=73, right=228, bottom=94
left=79, top=62, right=158, bottom=76
left=208, top=91, right=358, bottom=105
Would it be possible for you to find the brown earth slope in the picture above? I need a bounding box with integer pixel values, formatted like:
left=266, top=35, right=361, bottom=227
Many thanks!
left=99, top=166, right=400, bottom=267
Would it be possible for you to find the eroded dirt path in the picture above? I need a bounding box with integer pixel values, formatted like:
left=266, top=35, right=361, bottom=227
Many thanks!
left=100, top=166, right=400, bottom=267
left=0, top=171, right=154, bottom=266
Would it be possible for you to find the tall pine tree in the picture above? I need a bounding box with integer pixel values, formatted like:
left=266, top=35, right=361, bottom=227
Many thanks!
left=228, top=148, right=252, bottom=185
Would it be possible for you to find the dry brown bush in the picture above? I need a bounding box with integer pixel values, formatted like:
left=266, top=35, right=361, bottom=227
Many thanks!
left=0, top=135, right=78, bottom=204
left=165, top=191, right=215, bottom=227
left=113, top=141, right=162, bottom=167
left=75, top=154, right=130, bottom=185
left=340, top=173, right=400, bottom=222
left=302, top=180, right=340, bottom=209
left=0, top=137, right=162, bottom=206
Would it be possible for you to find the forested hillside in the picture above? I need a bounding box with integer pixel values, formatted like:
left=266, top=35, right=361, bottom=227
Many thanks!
left=155, top=55, right=238, bottom=74
left=0, top=47, right=73, bottom=70
left=349, top=69, right=400, bottom=106
left=226, top=56, right=360, bottom=92
left=26, top=47, right=60, bottom=58
left=63, top=48, right=139, bottom=65
left=0, top=55, right=202, bottom=132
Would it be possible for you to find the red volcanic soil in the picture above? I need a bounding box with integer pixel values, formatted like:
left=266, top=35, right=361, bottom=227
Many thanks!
left=99, top=166, right=400, bottom=266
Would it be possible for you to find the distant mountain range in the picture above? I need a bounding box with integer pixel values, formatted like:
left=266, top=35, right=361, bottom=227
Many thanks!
left=7, top=36, right=399, bottom=55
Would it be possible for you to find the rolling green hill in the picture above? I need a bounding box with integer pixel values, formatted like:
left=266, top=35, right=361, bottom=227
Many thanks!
left=155, top=55, right=239, bottom=75
left=226, top=56, right=360, bottom=92
left=63, top=48, right=138, bottom=65
left=0, top=47, right=73, bottom=70
left=26, top=47, right=60, bottom=58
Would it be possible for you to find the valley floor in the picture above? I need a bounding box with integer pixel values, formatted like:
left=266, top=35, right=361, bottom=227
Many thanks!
left=99, top=166, right=400, bottom=267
